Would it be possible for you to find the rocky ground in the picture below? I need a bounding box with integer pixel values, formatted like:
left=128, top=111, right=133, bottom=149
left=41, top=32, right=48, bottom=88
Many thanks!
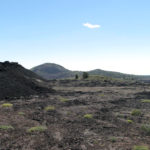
left=0, top=62, right=53, bottom=100
left=0, top=80, right=150, bottom=150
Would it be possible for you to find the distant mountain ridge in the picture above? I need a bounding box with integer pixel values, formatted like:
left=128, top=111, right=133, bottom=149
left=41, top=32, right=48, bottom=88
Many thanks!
left=31, top=63, right=150, bottom=81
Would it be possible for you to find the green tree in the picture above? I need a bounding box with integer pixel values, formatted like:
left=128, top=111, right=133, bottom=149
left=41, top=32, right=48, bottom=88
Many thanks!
left=75, top=74, right=79, bottom=79
left=82, top=72, right=89, bottom=79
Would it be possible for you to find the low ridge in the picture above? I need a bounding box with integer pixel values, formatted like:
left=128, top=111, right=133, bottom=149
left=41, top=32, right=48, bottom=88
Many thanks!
left=31, top=63, right=150, bottom=81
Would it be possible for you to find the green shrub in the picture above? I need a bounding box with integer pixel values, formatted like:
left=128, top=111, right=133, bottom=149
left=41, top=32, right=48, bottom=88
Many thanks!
left=1, top=103, right=13, bottom=108
left=141, top=124, right=150, bottom=135
left=59, top=97, right=68, bottom=102
left=18, top=112, right=25, bottom=115
left=131, top=109, right=141, bottom=116
left=0, top=125, right=14, bottom=130
left=44, top=106, right=55, bottom=111
left=127, top=119, right=133, bottom=124
left=27, top=126, right=47, bottom=133
left=84, top=114, right=93, bottom=119
left=99, top=93, right=105, bottom=97
left=133, top=145, right=149, bottom=150
left=141, top=99, right=150, bottom=103
left=110, top=137, right=117, bottom=143
left=116, top=113, right=124, bottom=118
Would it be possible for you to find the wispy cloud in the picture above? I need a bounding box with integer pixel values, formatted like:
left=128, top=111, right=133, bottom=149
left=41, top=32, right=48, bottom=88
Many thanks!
left=83, top=23, right=101, bottom=29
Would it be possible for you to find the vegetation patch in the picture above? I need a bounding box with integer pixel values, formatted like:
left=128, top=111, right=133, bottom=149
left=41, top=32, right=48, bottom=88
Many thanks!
left=131, top=109, right=141, bottom=116
left=18, top=112, right=25, bottom=115
left=133, top=145, right=149, bottom=150
left=82, top=72, right=89, bottom=79
left=27, top=126, right=47, bottom=133
left=0, top=125, right=14, bottom=131
left=116, top=113, right=124, bottom=118
left=141, top=99, right=150, bottom=103
left=110, top=137, right=117, bottom=143
left=99, top=93, right=105, bottom=97
left=127, top=119, right=133, bottom=124
left=45, top=106, right=55, bottom=111
left=84, top=114, right=93, bottom=119
left=1, top=103, right=13, bottom=108
left=141, top=124, right=150, bottom=135
left=59, top=96, right=69, bottom=102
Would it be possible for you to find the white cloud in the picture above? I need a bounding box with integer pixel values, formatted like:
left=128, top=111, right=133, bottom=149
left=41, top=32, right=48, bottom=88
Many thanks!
left=83, top=22, right=101, bottom=29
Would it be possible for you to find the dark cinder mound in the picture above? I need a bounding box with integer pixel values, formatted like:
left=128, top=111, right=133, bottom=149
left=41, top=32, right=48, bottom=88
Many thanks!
left=0, top=61, right=54, bottom=100
left=31, top=63, right=74, bottom=80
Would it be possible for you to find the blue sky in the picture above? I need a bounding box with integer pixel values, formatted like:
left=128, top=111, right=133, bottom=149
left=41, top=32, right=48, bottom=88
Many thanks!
left=0, top=0, right=150, bottom=75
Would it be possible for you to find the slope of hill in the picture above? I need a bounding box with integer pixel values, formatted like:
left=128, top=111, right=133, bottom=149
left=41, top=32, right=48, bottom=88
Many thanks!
left=31, top=63, right=150, bottom=81
left=31, top=63, right=74, bottom=80
left=0, top=61, right=53, bottom=99
left=89, top=69, right=150, bottom=81
left=88, top=69, right=135, bottom=80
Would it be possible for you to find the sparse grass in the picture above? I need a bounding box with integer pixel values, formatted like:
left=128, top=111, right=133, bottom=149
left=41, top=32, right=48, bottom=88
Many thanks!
left=45, top=106, right=55, bottom=111
left=141, top=99, right=150, bottom=103
left=110, top=137, right=117, bottom=143
left=27, top=126, right=47, bottom=133
left=93, top=140, right=99, bottom=144
left=127, top=119, right=133, bottom=124
left=0, top=125, right=14, bottom=130
left=84, top=114, right=93, bottom=119
left=116, top=113, right=124, bottom=118
left=99, top=93, right=105, bottom=97
left=141, top=124, right=150, bottom=135
left=1, top=103, right=13, bottom=108
left=59, top=96, right=68, bottom=102
left=67, top=111, right=71, bottom=115
left=131, top=109, right=141, bottom=116
left=133, top=145, right=149, bottom=150
left=18, top=112, right=25, bottom=115
left=87, top=75, right=109, bottom=81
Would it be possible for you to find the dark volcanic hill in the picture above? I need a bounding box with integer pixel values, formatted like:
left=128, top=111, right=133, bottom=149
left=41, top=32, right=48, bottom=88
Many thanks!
left=31, top=63, right=74, bottom=80
left=31, top=63, right=150, bottom=81
left=0, top=61, right=53, bottom=100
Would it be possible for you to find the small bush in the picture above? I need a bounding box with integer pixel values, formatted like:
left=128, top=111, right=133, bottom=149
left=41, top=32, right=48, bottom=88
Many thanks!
left=0, top=125, right=14, bottom=130
left=99, top=93, right=105, bottom=97
left=127, top=119, right=133, bottom=124
left=18, top=112, right=25, bottom=115
left=27, top=126, right=47, bottom=133
left=45, top=106, right=55, bottom=111
left=1, top=103, right=13, bottom=108
left=84, top=114, right=93, bottom=119
left=116, top=113, right=124, bottom=118
left=59, top=97, right=68, bottom=102
left=110, top=137, right=117, bottom=143
left=141, top=124, right=150, bottom=135
left=133, top=145, right=149, bottom=150
left=131, top=109, right=141, bottom=116
left=141, top=99, right=150, bottom=103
